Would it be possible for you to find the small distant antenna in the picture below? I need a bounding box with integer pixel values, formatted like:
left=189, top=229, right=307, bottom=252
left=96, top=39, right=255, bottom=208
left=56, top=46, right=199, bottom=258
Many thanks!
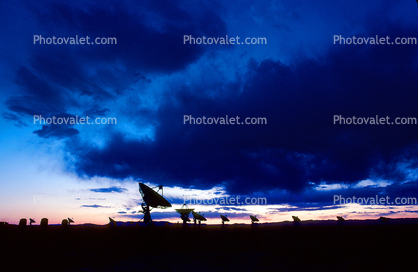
left=250, top=215, right=259, bottom=224
left=292, top=216, right=301, bottom=225
left=220, top=215, right=229, bottom=225
left=29, top=218, right=36, bottom=226
left=191, top=211, right=207, bottom=225
left=108, top=217, right=117, bottom=227
left=68, top=218, right=74, bottom=225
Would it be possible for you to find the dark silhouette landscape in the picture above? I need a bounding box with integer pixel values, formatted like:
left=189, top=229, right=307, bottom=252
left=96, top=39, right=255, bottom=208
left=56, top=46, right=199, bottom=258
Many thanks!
left=2, top=218, right=417, bottom=271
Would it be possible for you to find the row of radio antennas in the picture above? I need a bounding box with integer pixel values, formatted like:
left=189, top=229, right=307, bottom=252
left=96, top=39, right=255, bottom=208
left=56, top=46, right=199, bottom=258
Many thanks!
left=137, top=182, right=263, bottom=225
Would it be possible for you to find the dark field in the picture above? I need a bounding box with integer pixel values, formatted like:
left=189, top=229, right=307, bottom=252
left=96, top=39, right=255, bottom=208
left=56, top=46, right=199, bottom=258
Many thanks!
left=2, top=219, right=417, bottom=271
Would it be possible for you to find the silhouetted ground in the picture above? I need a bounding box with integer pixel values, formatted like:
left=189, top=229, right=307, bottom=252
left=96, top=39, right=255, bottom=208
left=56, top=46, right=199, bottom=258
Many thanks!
left=1, top=219, right=417, bottom=271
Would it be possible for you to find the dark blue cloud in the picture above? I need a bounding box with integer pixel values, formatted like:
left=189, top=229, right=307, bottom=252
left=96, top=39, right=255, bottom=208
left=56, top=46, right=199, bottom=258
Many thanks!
left=81, top=204, right=111, bottom=208
left=33, top=124, right=79, bottom=139
left=89, top=186, right=128, bottom=193
left=69, top=20, right=418, bottom=196
left=3, top=0, right=226, bottom=134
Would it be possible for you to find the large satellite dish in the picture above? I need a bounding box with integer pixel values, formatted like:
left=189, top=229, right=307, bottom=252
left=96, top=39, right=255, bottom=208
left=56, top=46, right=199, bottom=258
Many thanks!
left=191, top=211, right=207, bottom=225
left=68, top=218, right=74, bottom=225
left=175, top=204, right=194, bottom=225
left=138, top=182, right=171, bottom=225
left=250, top=215, right=259, bottom=224
left=220, top=215, right=230, bottom=225
left=29, top=218, right=35, bottom=226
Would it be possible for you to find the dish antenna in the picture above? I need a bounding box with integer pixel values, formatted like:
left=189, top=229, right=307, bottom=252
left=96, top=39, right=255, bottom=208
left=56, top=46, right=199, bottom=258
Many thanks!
left=138, top=182, right=171, bottom=225
left=336, top=216, right=345, bottom=222
left=68, top=218, right=74, bottom=225
left=250, top=215, right=259, bottom=224
left=220, top=215, right=230, bottom=225
left=108, top=217, right=118, bottom=227
left=29, top=218, right=35, bottom=226
left=292, top=216, right=301, bottom=222
left=175, top=204, right=194, bottom=225
left=191, top=211, right=207, bottom=225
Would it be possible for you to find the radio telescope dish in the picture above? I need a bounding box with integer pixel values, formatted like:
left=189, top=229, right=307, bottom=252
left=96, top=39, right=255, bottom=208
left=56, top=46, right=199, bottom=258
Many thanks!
left=29, top=218, right=35, bottom=225
left=139, top=183, right=171, bottom=208
left=337, top=216, right=345, bottom=222
left=138, top=183, right=172, bottom=225
left=175, top=204, right=194, bottom=225
left=250, top=215, right=259, bottom=224
left=292, top=216, right=301, bottom=222
left=68, top=218, right=74, bottom=225
left=220, top=215, right=229, bottom=225
left=191, top=211, right=206, bottom=225
left=108, top=217, right=117, bottom=227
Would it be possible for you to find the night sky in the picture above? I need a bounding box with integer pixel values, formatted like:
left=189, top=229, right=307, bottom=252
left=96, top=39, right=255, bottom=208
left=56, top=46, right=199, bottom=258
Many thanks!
left=1, top=0, right=418, bottom=224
